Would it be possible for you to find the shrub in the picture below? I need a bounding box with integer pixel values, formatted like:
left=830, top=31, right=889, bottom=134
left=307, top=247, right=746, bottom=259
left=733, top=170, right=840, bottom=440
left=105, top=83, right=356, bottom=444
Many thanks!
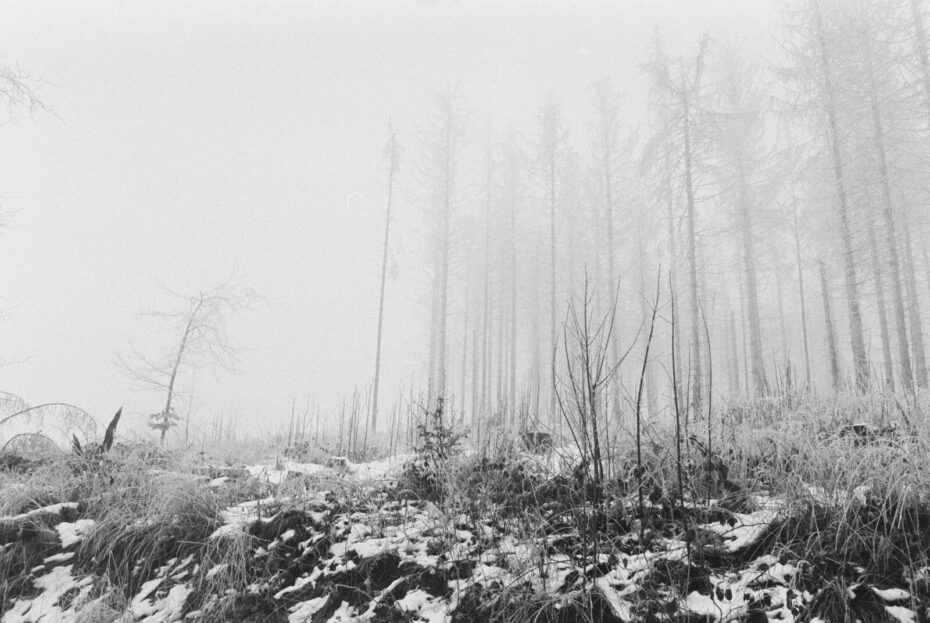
left=398, top=398, right=464, bottom=502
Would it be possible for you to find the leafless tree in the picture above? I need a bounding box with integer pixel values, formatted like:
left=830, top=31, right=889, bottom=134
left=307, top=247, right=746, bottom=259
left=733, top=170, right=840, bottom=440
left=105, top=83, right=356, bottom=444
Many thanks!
left=370, top=120, right=400, bottom=432
left=0, top=64, right=46, bottom=121
left=118, top=276, right=259, bottom=442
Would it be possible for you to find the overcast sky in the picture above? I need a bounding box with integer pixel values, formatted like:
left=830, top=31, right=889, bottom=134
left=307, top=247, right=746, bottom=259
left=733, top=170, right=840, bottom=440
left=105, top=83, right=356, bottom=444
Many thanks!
left=0, top=0, right=777, bottom=437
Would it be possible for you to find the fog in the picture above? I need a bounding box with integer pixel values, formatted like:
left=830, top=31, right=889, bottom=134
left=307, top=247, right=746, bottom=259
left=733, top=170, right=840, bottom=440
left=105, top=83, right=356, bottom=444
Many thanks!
left=0, top=0, right=927, bottom=442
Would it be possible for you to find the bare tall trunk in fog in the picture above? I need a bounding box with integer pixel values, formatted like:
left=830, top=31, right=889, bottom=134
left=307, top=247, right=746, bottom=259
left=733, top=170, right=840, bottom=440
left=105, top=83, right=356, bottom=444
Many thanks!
left=920, top=219, right=930, bottom=294
left=461, top=275, right=470, bottom=422
left=737, top=156, right=765, bottom=394
left=789, top=179, right=813, bottom=387
left=911, top=0, right=930, bottom=120
left=538, top=96, right=564, bottom=420
left=530, top=261, right=542, bottom=423
left=819, top=259, right=841, bottom=389
left=664, top=144, right=684, bottom=405
left=775, top=267, right=789, bottom=367
left=681, top=66, right=704, bottom=418
left=901, top=209, right=929, bottom=388
left=592, top=80, right=623, bottom=418
left=503, top=129, right=520, bottom=423
left=866, top=208, right=895, bottom=390
left=860, top=16, right=913, bottom=392
left=481, top=129, right=493, bottom=421
left=496, top=276, right=506, bottom=410
left=727, top=308, right=740, bottom=396
left=711, top=51, right=767, bottom=394
left=423, top=87, right=465, bottom=405
left=647, top=35, right=709, bottom=417
left=471, top=323, right=479, bottom=426
left=811, top=0, right=869, bottom=391
left=644, top=32, right=689, bottom=409
left=436, top=137, right=453, bottom=403
left=370, top=121, right=399, bottom=432
left=637, top=226, right=658, bottom=417
left=908, top=1, right=930, bottom=371
left=738, top=272, right=750, bottom=391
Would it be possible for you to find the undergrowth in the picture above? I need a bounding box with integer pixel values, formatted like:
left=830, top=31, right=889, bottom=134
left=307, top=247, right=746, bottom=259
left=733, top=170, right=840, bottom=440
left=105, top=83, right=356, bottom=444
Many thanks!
left=2, top=391, right=930, bottom=621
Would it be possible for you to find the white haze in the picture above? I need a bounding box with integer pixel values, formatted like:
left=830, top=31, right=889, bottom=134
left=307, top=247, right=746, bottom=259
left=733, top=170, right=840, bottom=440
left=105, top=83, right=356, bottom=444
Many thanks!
left=0, top=1, right=777, bottom=434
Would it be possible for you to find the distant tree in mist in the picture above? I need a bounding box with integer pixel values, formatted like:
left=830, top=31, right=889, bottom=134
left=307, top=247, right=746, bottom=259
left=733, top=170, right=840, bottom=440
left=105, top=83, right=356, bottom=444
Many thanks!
left=534, top=94, right=569, bottom=421
left=118, top=277, right=258, bottom=443
left=706, top=49, right=769, bottom=396
left=589, top=79, right=626, bottom=417
left=370, top=120, right=400, bottom=433
left=643, top=34, right=710, bottom=420
left=501, top=128, right=522, bottom=423
left=419, top=86, right=469, bottom=407
left=0, top=64, right=45, bottom=120
left=397, top=0, right=930, bottom=436
left=786, top=0, right=871, bottom=391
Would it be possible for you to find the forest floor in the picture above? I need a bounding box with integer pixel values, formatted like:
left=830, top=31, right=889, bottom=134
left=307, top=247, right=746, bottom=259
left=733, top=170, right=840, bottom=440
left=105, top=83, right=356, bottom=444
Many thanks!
left=1, top=393, right=930, bottom=623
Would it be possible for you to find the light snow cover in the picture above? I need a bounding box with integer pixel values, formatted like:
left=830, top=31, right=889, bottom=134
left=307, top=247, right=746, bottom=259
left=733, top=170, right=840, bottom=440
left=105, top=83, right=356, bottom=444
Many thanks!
left=2, top=502, right=79, bottom=524
left=288, top=596, right=328, bottom=623
left=4, top=452, right=925, bottom=623
left=2, top=566, right=91, bottom=623
left=55, top=518, right=96, bottom=548
left=698, top=497, right=784, bottom=552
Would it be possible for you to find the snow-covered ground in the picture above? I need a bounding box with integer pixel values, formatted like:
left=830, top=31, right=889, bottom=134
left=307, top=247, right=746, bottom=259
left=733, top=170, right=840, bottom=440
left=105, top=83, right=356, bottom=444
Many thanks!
left=2, top=452, right=927, bottom=623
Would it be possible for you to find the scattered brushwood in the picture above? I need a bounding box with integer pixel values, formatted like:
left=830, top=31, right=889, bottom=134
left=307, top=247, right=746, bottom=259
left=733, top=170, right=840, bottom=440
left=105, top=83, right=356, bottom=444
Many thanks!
left=455, top=446, right=549, bottom=516
left=686, top=434, right=746, bottom=500
left=520, top=431, right=555, bottom=454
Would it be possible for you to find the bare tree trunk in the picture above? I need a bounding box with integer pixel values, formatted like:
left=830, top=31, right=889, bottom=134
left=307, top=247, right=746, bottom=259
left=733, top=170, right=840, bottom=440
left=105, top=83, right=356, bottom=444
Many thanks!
left=460, top=277, right=469, bottom=425
left=920, top=218, right=930, bottom=294
left=775, top=265, right=789, bottom=366
left=471, top=326, right=479, bottom=428
left=911, top=0, right=930, bottom=120
left=866, top=207, right=895, bottom=390
left=496, top=274, right=506, bottom=411
left=425, top=90, right=460, bottom=406
left=812, top=0, right=869, bottom=391
left=506, top=131, right=519, bottom=424
left=820, top=259, right=842, bottom=389
left=471, top=324, right=479, bottom=426
left=436, top=120, right=453, bottom=401
left=538, top=99, right=561, bottom=423
left=371, top=121, right=398, bottom=432
left=481, top=131, right=493, bottom=421
left=736, top=156, right=765, bottom=394
left=900, top=208, right=929, bottom=387
left=790, top=183, right=813, bottom=388
left=427, top=261, right=439, bottom=406
left=861, top=20, right=913, bottom=391
left=664, top=142, right=684, bottom=406
left=738, top=264, right=750, bottom=394
left=548, top=148, right=558, bottom=423
left=595, top=84, right=622, bottom=420
left=728, top=308, right=741, bottom=397
left=636, top=227, right=658, bottom=417
left=531, top=261, right=542, bottom=426
left=682, top=85, right=703, bottom=418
